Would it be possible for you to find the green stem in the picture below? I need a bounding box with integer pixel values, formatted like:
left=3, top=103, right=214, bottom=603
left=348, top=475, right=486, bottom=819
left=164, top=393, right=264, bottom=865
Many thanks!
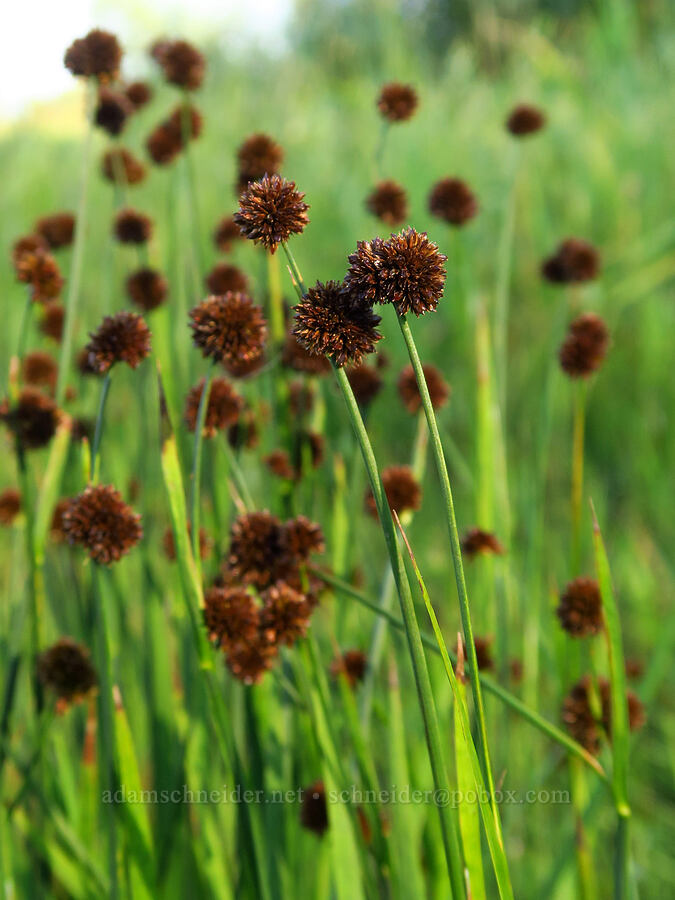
left=16, top=293, right=33, bottom=366
left=333, top=364, right=465, bottom=896
left=615, top=811, right=631, bottom=900
left=91, top=372, right=112, bottom=482
left=190, top=364, right=215, bottom=570
left=494, top=148, right=519, bottom=415
left=181, top=96, right=203, bottom=302
left=571, top=379, right=587, bottom=574
left=57, top=78, right=96, bottom=406
left=397, top=314, right=496, bottom=801
left=267, top=251, right=285, bottom=344
left=281, top=242, right=306, bottom=297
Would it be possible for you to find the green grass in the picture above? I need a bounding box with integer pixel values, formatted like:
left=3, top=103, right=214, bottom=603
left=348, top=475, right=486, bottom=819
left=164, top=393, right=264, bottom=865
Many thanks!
left=1, top=4, right=674, bottom=897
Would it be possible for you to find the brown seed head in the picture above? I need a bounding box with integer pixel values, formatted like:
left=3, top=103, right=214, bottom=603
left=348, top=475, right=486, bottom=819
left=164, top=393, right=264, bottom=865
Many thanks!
left=397, top=363, right=449, bottom=414
left=234, top=174, right=309, bottom=253
left=213, top=216, right=242, bottom=253
left=189, top=293, right=267, bottom=367
left=35, top=213, right=75, bottom=250
left=1, top=388, right=59, bottom=450
left=346, top=363, right=383, bottom=407
left=0, top=488, right=21, bottom=526
left=542, top=238, right=600, bottom=285
left=146, top=122, right=182, bottom=166
left=222, top=349, right=266, bottom=379
left=461, top=528, right=504, bottom=560
left=260, top=581, right=312, bottom=647
left=126, top=268, right=168, bottom=311
left=506, top=103, right=546, bottom=137
left=293, top=280, right=383, bottom=368
left=205, top=262, right=248, bottom=295
left=281, top=332, right=331, bottom=375
left=365, top=465, right=421, bottom=519
left=102, top=148, right=146, bottom=185
left=157, top=40, right=205, bottom=90
left=225, top=634, right=278, bottom=684
left=62, top=484, right=142, bottom=565
left=265, top=450, right=295, bottom=481
left=38, top=638, right=97, bottom=705
left=225, top=511, right=291, bottom=589
left=162, top=524, right=212, bottom=562
left=183, top=377, right=243, bottom=437
left=330, top=649, right=368, bottom=688
left=557, top=576, right=604, bottom=637
left=40, top=303, right=65, bottom=343
left=64, top=29, right=122, bottom=81
left=345, top=228, right=447, bottom=317
left=428, top=178, right=478, bottom=227
left=300, top=780, right=328, bottom=835
left=377, top=82, right=418, bottom=122
left=114, top=208, right=153, bottom=244
left=227, top=409, right=259, bottom=450
left=365, top=180, right=408, bottom=225
left=562, top=677, right=601, bottom=755
left=85, top=312, right=152, bottom=374
left=125, top=81, right=153, bottom=109
left=236, top=133, right=284, bottom=181
left=204, top=585, right=260, bottom=647
left=166, top=104, right=203, bottom=141
left=558, top=313, right=609, bottom=378
left=12, top=234, right=48, bottom=268
left=283, top=515, right=326, bottom=562
left=22, top=351, right=58, bottom=391
left=95, top=88, right=132, bottom=136
left=16, top=251, right=64, bottom=303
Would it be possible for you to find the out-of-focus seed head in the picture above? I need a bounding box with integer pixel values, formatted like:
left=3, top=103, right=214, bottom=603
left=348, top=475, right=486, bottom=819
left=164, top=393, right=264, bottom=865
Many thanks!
left=22, top=351, right=58, bottom=392
left=461, top=528, right=504, bottom=560
left=94, top=89, right=132, bottom=137
left=102, top=148, right=146, bottom=185
left=222, top=349, right=266, bottom=379
left=64, top=29, right=122, bottom=81
left=236, top=133, right=284, bottom=182
left=300, top=780, right=328, bottom=835
left=213, top=216, right=242, bottom=253
left=559, top=313, right=609, bottom=379
left=556, top=576, right=604, bottom=637
left=114, top=208, right=153, bottom=244
left=205, top=262, right=248, bottom=295
left=183, top=377, right=243, bottom=437
left=225, top=511, right=292, bottom=589
left=289, top=380, right=314, bottom=417
left=345, top=228, right=447, bottom=317
left=293, top=280, right=383, bottom=368
left=12, top=234, right=48, bottom=267
left=225, top=634, right=278, bottom=684
left=506, top=103, right=546, bottom=137
left=365, top=465, right=421, bottom=519
left=38, top=638, right=97, bottom=705
left=397, top=363, right=449, bottom=414
left=234, top=174, right=309, bottom=253
left=16, top=251, right=64, bottom=303
left=162, top=524, right=212, bottom=562
left=283, top=515, right=325, bottom=562
left=365, top=180, right=408, bottom=225
left=126, top=267, right=168, bottom=311
left=166, top=104, right=203, bottom=141
left=260, top=581, right=312, bottom=647
left=204, top=585, right=259, bottom=647
left=346, top=363, right=383, bottom=408
left=1, top=388, right=59, bottom=450
left=377, top=82, right=418, bottom=122
left=0, top=488, right=21, bottom=526
left=330, top=649, right=368, bottom=688
left=542, top=238, right=600, bottom=285
left=189, top=293, right=267, bottom=367
left=125, top=81, right=153, bottom=109
left=146, top=122, right=182, bottom=166
left=85, top=312, right=151, bottom=374
left=157, top=39, right=205, bottom=90
left=562, top=677, right=600, bottom=755
left=227, top=409, right=259, bottom=450
left=62, top=484, right=142, bottom=565
left=40, top=303, right=65, bottom=343
left=35, top=213, right=75, bottom=250
left=281, top=332, right=332, bottom=375
left=265, top=450, right=295, bottom=481
left=428, top=178, right=478, bottom=227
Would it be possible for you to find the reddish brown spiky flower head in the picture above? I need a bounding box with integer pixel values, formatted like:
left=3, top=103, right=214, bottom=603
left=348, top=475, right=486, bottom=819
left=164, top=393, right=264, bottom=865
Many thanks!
left=94, top=88, right=132, bottom=137
left=22, top=351, right=58, bottom=391
left=1, top=388, right=59, bottom=450
left=125, top=81, right=153, bottom=109
left=345, top=228, right=447, bottom=317
left=205, top=263, right=248, bottom=295
left=346, top=363, right=383, bottom=407
left=294, top=280, right=383, bottom=368
left=38, top=638, right=97, bottom=705
left=557, top=576, right=604, bottom=637
left=236, top=133, right=284, bottom=183
left=265, top=450, right=295, bottom=481
left=183, top=377, right=243, bottom=437
left=330, top=649, right=368, bottom=688
left=260, top=582, right=312, bottom=647
left=64, top=29, right=122, bottom=81
left=559, top=313, right=609, bottom=378
left=0, top=488, right=21, bottom=526
left=203, top=585, right=260, bottom=648
left=281, top=332, right=332, bottom=375
left=157, top=40, right=205, bottom=90
left=397, top=363, right=449, bottom=414
left=377, top=83, right=418, bottom=122
left=366, top=180, right=408, bottom=226
left=162, top=524, right=211, bottom=562
left=562, top=677, right=645, bottom=756
left=461, top=528, right=504, bottom=560
left=506, top=104, right=546, bottom=137
left=114, top=208, right=153, bottom=244
left=62, top=484, right=142, bottom=565
left=85, top=312, right=151, bottom=374
left=234, top=174, right=309, bottom=254
left=365, top=465, right=422, bottom=519
left=126, top=268, right=168, bottom=311
left=189, top=293, right=267, bottom=367
left=222, top=349, right=266, bottom=379
left=102, top=148, right=146, bottom=185
left=40, top=303, right=65, bottom=343
left=225, top=634, right=278, bottom=685
left=16, top=251, right=64, bottom=303
left=213, top=216, right=242, bottom=253
left=301, top=781, right=328, bottom=835
left=146, top=122, right=183, bottom=166
left=542, top=238, right=600, bottom=285
left=284, top=515, right=326, bottom=561
left=35, top=213, right=75, bottom=250
left=12, top=234, right=48, bottom=267
left=428, top=178, right=478, bottom=227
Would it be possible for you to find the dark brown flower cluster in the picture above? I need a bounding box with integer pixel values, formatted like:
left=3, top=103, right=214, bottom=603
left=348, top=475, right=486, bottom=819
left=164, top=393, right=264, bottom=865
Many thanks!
left=346, top=363, right=383, bottom=408
left=366, top=180, right=408, bottom=225
left=365, top=465, right=421, bottom=519
left=125, top=81, right=153, bottom=110
left=345, top=228, right=447, bottom=317
left=22, top=351, right=58, bottom=392
left=281, top=333, right=331, bottom=376
left=397, top=363, right=449, bottom=414
left=205, top=263, right=248, bottom=295
left=14, top=247, right=64, bottom=303
left=153, top=39, right=205, bottom=90
left=542, top=238, right=600, bottom=284
left=102, top=148, right=146, bottom=186
left=562, top=676, right=645, bottom=755
left=235, top=174, right=309, bottom=253
left=1, top=388, right=59, bottom=450
left=428, top=178, right=478, bottom=227
left=213, top=216, right=242, bottom=253
left=146, top=105, right=202, bottom=166
left=330, top=649, right=368, bottom=688
left=461, top=528, right=504, bottom=560
left=126, top=268, right=168, bottom=311
left=300, top=780, right=328, bottom=835
left=35, top=213, right=75, bottom=249
left=40, top=303, right=65, bottom=342
left=506, top=104, right=546, bottom=137
left=85, top=312, right=152, bottom=374
left=114, top=208, right=153, bottom=244
left=64, top=29, right=122, bottom=81
left=189, top=293, right=267, bottom=368
left=38, top=638, right=97, bottom=706
left=227, top=409, right=259, bottom=451
left=95, top=88, right=132, bottom=136
left=294, top=281, right=383, bottom=368
left=183, top=377, right=244, bottom=437
left=162, top=524, right=212, bottom=561
left=559, top=313, right=609, bottom=378
left=0, top=488, right=21, bottom=526
left=62, top=484, right=142, bottom=565
left=235, top=133, right=284, bottom=194
left=377, top=83, right=418, bottom=122
left=265, top=432, right=324, bottom=482
left=556, top=576, right=604, bottom=637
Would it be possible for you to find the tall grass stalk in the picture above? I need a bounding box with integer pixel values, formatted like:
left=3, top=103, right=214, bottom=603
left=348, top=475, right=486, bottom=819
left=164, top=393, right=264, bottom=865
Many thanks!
left=91, top=372, right=112, bottom=482
left=571, top=380, right=588, bottom=573
left=189, top=363, right=215, bottom=569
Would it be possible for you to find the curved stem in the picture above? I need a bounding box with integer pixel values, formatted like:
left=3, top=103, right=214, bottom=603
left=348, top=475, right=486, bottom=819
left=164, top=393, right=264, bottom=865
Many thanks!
left=190, top=364, right=215, bottom=569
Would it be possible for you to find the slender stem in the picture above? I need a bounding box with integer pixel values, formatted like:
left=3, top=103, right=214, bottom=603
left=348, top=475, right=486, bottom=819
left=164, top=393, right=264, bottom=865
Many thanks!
left=494, top=147, right=519, bottom=415
left=181, top=95, right=203, bottom=301
left=571, top=379, right=587, bottom=574
left=615, top=811, right=631, bottom=900
left=91, top=372, right=112, bottom=482
left=281, top=242, right=306, bottom=297
left=266, top=251, right=285, bottom=343
left=373, top=121, right=390, bottom=179
left=57, top=78, right=96, bottom=405
left=190, top=364, right=215, bottom=569
left=332, top=364, right=465, bottom=896
left=16, top=293, right=33, bottom=366
left=397, top=314, right=497, bottom=801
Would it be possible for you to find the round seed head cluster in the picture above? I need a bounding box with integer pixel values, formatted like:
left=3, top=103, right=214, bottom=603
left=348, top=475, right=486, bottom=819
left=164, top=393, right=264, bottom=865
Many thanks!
left=85, top=312, right=152, bottom=374
left=38, top=638, right=97, bottom=704
left=114, top=208, right=153, bottom=244
left=428, top=178, right=479, bottom=226
left=556, top=576, right=604, bottom=637
left=234, top=174, right=309, bottom=253
left=64, top=29, right=122, bottom=81
left=461, top=528, right=504, bottom=560
left=300, top=780, right=328, bottom=835
left=330, top=649, right=368, bottom=688
left=0, top=488, right=22, bottom=526
left=559, top=313, right=609, bottom=378
left=183, top=377, right=244, bottom=437
left=366, top=180, right=408, bottom=225
left=506, top=104, right=546, bottom=136
left=189, top=293, right=267, bottom=367
left=102, top=148, right=146, bottom=185
left=213, top=216, right=242, bottom=253
left=16, top=251, right=64, bottom=303
left=346, top=363, right=384, bottom=407
left=22, top=350, right=58, bottom=391
left=562, top=677, right=645, bottom=756
left=377, top=82, right=418, bottom=122
left=35, top=213, right=75, bottom=249
left=125, top=81, right=153, bottom=109
left=1, top=388, right=59, bottom=450
left=281, top=332, right=332, bottom=375
left=94, top=89, right=132, bottom=136
left=205, top=263, right=249, bottom=295
left=62, top=484, right=142, bottom=565
left=365, top=465, right=422, bottom=519
left=397, top=363, right=449, bottom=414
left=40, top=303, right=65, bottom=342
left=542, top=238, right=600, bottom=284
left=126, top=268, right=168, bottom=311
left=236, top=133, right=284, bottom=185
left=155, top=40, right=205, bottom=90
